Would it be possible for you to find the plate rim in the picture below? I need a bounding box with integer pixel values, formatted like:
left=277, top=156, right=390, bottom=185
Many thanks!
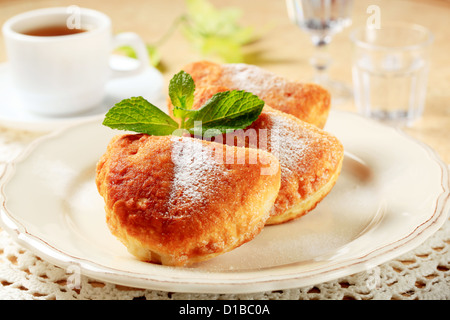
left=1, top=110, right=449, bottom=293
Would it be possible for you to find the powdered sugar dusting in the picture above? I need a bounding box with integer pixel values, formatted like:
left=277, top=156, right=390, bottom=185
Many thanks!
left=222, top=64, right=286, bottom=97
left=168, top=137, right=223, bottom=207
left=269, top=113, right=313, bottom=176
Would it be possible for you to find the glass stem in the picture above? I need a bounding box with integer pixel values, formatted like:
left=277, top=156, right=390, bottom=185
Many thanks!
left=310, top=41, right=332, bottom=85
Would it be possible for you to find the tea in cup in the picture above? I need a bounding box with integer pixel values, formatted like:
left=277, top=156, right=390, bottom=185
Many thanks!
left=2, top=6, right=149, bottom=116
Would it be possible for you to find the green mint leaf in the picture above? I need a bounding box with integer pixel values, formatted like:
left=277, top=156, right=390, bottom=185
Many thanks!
left=169, top=70, right=195, bottom=110
left=172, top=106, right=198, bottom=119
left=103, top=96, right=179, bottom=136
left=185, top=90, right=264, bottom=137
left=103, top=72, right=264, bottom=138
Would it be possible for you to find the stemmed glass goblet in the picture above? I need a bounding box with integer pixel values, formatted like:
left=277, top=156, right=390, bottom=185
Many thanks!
left=286, top=0, right=354, bottom=105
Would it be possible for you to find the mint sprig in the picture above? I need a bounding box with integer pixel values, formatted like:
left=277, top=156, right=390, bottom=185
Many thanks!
left=169, top=70, right=196, bottom=129
left=185, top=90, right=264, bottom=137
left=102, top=70, right=264, bottom=137
left=102, top=97, right=179, bottom=136
left=169, top=70, right=195, bottom=111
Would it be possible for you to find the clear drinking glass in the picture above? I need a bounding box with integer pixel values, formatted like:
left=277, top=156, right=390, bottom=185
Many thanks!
left=350, top=22, right=434, bottom=126
left=286, top=0, right=353, bottom=105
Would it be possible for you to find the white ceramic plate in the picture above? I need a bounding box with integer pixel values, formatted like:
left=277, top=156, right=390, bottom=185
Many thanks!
left=0, top=110, right=448, bottom=293
left=0, top=55, right=165, bottom=131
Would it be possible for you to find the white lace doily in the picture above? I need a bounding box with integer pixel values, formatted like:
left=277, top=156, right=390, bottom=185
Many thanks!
left=0, top=127, right=449, bottom=300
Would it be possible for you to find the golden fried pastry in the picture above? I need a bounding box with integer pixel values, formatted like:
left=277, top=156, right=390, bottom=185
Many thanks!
left=184, top=85, right=344, bottom=224
left=176, top=60, right=331, bottom=128
left=247, top=107, right=344, bottom=224
left=96, top=134, right=281, bottom=266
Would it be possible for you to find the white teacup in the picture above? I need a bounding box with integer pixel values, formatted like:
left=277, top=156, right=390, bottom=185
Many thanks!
left=2, top=6, right=149, bottom=116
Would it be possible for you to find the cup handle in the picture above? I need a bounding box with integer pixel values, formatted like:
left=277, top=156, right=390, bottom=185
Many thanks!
left=110, top=32, right=149, bottom=78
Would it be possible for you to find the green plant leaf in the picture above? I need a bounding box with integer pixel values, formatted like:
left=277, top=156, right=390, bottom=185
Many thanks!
left=114, top=44, right=161, bottom=68
left=103, top=96, right=179, bottom=136
left=185, top=90, right=265, bottom=137
left=182, top=0, right=255, bottom=62
left=168, top=70, right=196, bottom=110
left=200, top=36, right=244, bottom=64
left=103, top=72, right=264, bottom=138
left=172, top=106, right=198, bottom=119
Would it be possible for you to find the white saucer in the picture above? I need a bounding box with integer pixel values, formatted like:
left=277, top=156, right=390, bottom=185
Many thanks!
left=0, top=55, right=166, bottom=132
